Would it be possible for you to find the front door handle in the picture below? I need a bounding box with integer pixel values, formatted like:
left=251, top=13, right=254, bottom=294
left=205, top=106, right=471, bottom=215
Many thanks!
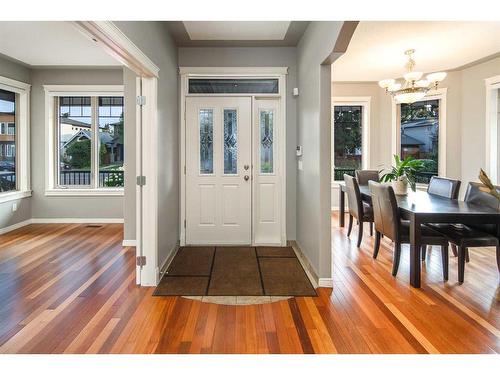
left=244, top=175, right=250, bottom=181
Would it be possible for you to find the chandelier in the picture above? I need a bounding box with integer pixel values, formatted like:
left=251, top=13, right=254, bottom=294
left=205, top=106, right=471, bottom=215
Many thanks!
left=378, top=49, right=446, bottom=104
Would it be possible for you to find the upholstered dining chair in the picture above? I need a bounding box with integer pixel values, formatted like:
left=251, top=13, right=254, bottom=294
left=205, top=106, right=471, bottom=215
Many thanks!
left=355, top=170, right=380, bottom=186
left=344, top=174, right=374, bottom=247
left=427, top=182, right=500, bottom=283
left=422, top=176, right=462, bottom=260
left=369, top=181, right=450, bottom=280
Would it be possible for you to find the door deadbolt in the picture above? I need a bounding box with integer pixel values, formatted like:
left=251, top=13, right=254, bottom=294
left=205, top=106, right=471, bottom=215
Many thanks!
left=244, top=175, right=250, bottom=181
left=244, top=165, right=250, bottom=170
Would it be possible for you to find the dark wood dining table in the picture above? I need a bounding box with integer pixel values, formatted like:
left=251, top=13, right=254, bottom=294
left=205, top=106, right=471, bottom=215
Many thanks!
left=338, top=182, right=500, bottom=288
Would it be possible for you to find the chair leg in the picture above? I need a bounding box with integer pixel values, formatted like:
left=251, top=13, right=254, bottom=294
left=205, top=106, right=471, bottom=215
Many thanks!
left=373, top=231, right=381, bottom=259
left=347, top=215, right=353, bottom=237
left=370, top=222, right=373, bottom=236
left=441, top=244, right=449, bottom=281
left=451, top=244, right=458, bottom=257
left=458, top=246, right=467, bottom=283
left=392, top=242, right=402, bottom=277
left=496, top=246, right=500, bottom=277
left=357, top=221, right=364, bottom=247
left=465, top=248, right=470, bottom=263
left=421, top=245, right=427, bottom=261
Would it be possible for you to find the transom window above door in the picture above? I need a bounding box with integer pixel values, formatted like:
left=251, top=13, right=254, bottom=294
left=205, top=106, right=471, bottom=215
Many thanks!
left=189, top=78, right=279, bottom=94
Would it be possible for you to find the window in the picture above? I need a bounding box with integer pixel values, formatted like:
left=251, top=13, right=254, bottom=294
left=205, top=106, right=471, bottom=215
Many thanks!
left=189, top=78, right=279, bottom=94
left=45, top=85, right=124, bottom=195
left=333, top=105, right=362, bottom=180
left=0, top=76, right=30, bottom=202
left=0, top=89, right=17, bottom=193
left=400, top=99, right=439, bottom=184
left=260, top=109, right=274, bottom=173
left=57, top=95, right=124, bottom=189
left=223, top=109, right=237, bottom=174
left=199, top=109, right=214, bottom=174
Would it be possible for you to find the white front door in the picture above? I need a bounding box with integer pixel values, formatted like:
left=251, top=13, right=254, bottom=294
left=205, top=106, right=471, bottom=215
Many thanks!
left=185, top=96, right=252, bottom=244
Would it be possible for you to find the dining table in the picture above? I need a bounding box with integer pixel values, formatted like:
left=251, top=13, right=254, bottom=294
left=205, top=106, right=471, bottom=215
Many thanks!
left=338, top=182, right=500, bottom=288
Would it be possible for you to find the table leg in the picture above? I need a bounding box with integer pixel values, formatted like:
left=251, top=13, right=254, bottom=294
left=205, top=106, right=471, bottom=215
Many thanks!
left=409, top=214, right=422, bottom=288
left=339, top=188, right=345, bottom=227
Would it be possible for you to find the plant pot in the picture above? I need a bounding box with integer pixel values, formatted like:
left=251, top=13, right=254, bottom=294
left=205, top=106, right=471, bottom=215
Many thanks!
left=392, top=179, right=408, bottom=195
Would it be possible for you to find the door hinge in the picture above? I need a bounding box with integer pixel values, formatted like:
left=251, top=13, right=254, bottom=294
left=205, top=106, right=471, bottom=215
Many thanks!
left=136, top=175, right=146, bottom=186
left=136, top=95, right=146, bottom=106
left=136, top=255, right=146, bottom=267
left=184, top=165, right=186, bottom=174
left=184, top=219, right=186, bottom=228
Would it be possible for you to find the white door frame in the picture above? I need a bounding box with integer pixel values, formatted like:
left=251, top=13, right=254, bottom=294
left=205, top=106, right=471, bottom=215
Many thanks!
left=179, top=67, right=288, bottom=247
left=74, top=21, right=160, bottom=286
left=485, top=75, right=500, bottom=183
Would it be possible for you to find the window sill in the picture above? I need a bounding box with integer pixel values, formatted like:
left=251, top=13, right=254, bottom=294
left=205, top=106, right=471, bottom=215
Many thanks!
left=0, top=190, right=32, bottom=204
left=45, top=189, right=124, bottom=197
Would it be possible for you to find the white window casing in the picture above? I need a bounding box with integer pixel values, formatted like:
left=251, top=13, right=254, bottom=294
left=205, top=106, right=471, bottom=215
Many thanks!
left=43, top=85, right=124, bottom=196
left=0, top=75, right=31, bottom=204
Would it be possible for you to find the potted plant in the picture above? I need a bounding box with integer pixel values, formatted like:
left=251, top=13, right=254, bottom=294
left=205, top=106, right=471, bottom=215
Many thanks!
left=380, top=155, right=424, bottom=195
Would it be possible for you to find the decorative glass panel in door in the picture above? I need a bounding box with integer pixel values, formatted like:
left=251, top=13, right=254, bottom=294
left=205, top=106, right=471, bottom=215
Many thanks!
left=223, top=109, right=238, bottom=174
left=199, top=109, right=214, bottom=174
left=260, top=110, right=274, bottom=173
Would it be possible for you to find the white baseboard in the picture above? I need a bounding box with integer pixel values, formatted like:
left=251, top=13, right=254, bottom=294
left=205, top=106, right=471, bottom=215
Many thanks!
left=157, top=242, right=180, bottom=281
left=318, top=278, right=333, bottom=287
left=122, top=239, right=137, bottom=247
left=0, top=218, right=125, bottom=235
left=30, top=218, right=124, bottom=224
left=0, top=219, right=32, bottom=235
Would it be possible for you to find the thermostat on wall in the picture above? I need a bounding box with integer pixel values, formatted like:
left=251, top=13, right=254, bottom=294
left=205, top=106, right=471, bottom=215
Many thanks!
left=296, top=146, right=302, bottom=157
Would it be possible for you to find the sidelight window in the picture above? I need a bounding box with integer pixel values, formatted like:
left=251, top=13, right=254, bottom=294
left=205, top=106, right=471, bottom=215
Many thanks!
left=260, top=109, right=274, bottom=174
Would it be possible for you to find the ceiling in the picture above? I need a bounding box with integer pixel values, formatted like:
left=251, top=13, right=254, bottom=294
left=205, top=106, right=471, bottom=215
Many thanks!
left=168, top=21, right=309, bottom=47
left=0, top=22, right=120, bottom=66
left=332, top=21, right=500, bottom=82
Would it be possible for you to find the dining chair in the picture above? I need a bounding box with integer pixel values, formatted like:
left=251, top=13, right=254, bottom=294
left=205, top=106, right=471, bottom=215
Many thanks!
left=369, top=181, right=450, bottom=280
left=427, top=182, right=500, bottom=283
left=422, top=176, right=461, bottom=260
left=344, top=174, right=374, bottom=247
left=355, top=170, right=380, bottom=186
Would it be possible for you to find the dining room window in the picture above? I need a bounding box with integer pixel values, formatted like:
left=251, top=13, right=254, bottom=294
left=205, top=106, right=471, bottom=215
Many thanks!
left=399, top=99, right=440, bottom=184
left=332, top=104, right=364, bottom=181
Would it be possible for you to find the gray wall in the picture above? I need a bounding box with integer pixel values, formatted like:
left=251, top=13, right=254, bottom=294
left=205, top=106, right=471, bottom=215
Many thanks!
left=178, top=47, right=298, bottom=239
left=30, top=68, right=124, bottom=219
left=460, top=56, right=500, bottom=189
left=114, top=21, right=179, bottom=268
left=0, top=54, right=32, bottom=229
left=296, top=22, right=343, bottom=278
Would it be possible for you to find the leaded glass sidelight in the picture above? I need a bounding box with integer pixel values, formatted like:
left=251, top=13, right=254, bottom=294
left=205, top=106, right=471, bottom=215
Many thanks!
left=199, top=109, right=214, bottom=174
left=223, top=109, right=238, bottom=174
left=260, top=110, right=274, bottom=173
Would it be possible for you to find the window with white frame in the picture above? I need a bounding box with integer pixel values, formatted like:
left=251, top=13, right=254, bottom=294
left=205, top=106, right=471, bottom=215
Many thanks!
left=399, top=99, right=440, bottom=184
left=0, top=76, right=30, bottom=201
left=331, top=97, right=370, bottom=181
left=392, top=89, right=447, bottom=185
left=45, top=86, right=124, bottom=195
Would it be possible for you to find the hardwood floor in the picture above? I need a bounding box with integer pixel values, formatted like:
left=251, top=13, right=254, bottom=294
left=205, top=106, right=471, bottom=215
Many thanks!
left=0, top=219, right=499, bottom=354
